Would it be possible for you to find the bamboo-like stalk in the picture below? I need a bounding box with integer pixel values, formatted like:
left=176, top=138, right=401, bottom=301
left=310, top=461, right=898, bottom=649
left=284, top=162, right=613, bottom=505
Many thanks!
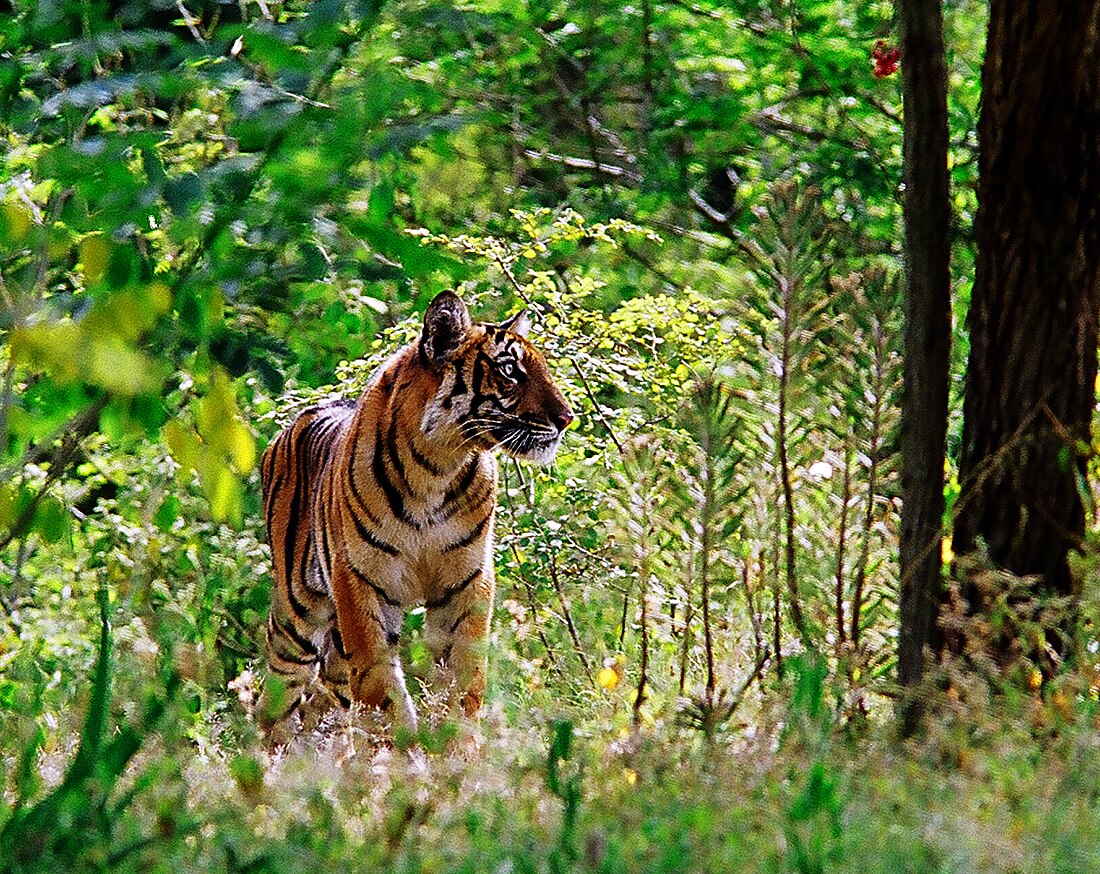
left=834, top=441, right=853, bottom=651
left=777, top=284, right=809, bottom=646
left=744, top=558, right=765, bottom=669
left=699, top=454, right=717, bottom=704
left=851, top=316, right=888, bottom=649
left=678, top=601, right=694, bottom=697
left=633, top=579, right=650, bottom=725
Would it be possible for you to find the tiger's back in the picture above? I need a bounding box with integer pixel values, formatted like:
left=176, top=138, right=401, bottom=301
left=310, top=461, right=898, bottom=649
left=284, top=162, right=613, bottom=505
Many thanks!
left=258, top=291, right=574, bottom=735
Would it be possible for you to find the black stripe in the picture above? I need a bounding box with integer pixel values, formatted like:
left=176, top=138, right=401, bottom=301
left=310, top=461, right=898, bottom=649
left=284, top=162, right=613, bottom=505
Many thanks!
left=344, top=426, right=387, bottom=529
left=442, top=455, right=480, bottom=506
left=471, top=352, right=491, bottom=397
left=261, top=440, right=284, bottom=527
left=267, top=623, right=316, bottom=666
left=269, top=646, right=315, bottom=667
left=426, top=567, right=482, bottom=611
left=332, top=626, right=349, bottom=659
left=344, top=496, right=401, bottom=556
left=270, top=614, right=318, bottom=658
left=285, top=570, right=315, bottom=621
left=371, top=422, right=418, bottom=528
left=386, top=414, right=412, bottom=491
left=409, top=438, right=445, bottom=477
left=436, top=481, right=494, bottom=525
left=282, top=414, right=325, bottom=593
left=450, top=609, right=471, bottom=633
left=442, top=514, right=491, bottom=553
left=314, top=487, right=335, bottom=580
left=329, top=686, right=351, bottom=707
left=348, top=562, right=402, bottom=607
left=453, top=360, right=468, bottom=397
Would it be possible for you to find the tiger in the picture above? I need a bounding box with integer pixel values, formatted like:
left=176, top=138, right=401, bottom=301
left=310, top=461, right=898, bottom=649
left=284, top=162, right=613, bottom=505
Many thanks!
left=258, top=290, right=574, bottom=736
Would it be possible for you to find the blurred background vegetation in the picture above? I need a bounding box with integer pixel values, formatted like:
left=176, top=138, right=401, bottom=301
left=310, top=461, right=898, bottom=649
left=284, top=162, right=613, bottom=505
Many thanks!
left=3, top=1, right=1100, bottom=872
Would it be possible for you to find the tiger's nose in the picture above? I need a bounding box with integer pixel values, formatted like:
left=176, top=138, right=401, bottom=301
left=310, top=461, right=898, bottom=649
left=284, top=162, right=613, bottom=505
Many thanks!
left=550, top=407, right=575, bottom=432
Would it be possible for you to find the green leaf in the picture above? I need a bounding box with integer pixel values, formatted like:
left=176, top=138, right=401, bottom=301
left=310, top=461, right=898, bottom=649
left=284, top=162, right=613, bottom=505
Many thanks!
left=153, top=495, right=182, bottom=533
left=32, top=496, right=69, bottom=544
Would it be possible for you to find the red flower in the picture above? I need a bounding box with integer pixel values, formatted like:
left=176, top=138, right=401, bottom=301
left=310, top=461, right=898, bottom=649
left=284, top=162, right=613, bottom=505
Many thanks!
left=871, top=40, right=901, bottom=78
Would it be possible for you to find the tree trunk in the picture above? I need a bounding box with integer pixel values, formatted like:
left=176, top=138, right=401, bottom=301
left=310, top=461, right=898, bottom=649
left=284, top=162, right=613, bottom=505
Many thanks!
left=896, top=0, right=952, bottom=730
left=954, top=5, right=1100, bottom=608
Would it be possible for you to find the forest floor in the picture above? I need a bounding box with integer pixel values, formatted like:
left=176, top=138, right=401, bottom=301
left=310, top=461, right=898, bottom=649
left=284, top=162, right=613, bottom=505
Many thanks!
left=17, top=656, right=1100, bottom=874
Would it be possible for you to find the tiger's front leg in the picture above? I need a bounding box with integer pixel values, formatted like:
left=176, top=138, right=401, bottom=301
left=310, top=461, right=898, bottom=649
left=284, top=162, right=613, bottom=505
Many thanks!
left=327, top=558, right=418, bottom=733
left=424, top=562, right=495, bottom=718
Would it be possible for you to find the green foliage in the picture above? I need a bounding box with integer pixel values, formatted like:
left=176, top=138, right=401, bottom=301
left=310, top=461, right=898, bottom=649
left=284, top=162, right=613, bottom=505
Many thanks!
left=0, top=587, right=184, bottom=873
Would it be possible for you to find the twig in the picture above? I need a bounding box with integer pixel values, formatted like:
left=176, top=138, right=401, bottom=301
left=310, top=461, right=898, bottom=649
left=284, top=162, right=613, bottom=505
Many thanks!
left=0, top=430, right=84, bottom=552
left=677, top=601, right=694, bottom=696
left=521, top=149, right=643, bottom=185
left=851, top=320, right=887, bottom=647
left=719, top=646, right=771, bottom=722
left=543, top=539, right=594, bottom=685
left=743, top=558, right=765, bottom=668
left=569, top=358, right=625, bottom=455
left=776, top=298, right=810, bottom=646
left=771, top=527, right=783, bottom=679
left=0, top=397, right=107, bottom=486
left=490, top=250, right=534, bottom=306
left=175, top=0, right=206, bottom=42
left=699, top=458, right=717, bottom=705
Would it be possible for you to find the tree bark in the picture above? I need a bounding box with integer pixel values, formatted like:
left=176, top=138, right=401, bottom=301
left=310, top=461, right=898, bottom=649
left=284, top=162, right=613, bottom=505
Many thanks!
left=954, top=5, right=1100, bottom=607
left=896, top=0, right=952, bottom=731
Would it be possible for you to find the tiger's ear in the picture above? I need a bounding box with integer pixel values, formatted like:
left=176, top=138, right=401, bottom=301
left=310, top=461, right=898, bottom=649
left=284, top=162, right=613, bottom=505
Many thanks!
left=498, top=308, right=531, bottom=338
left=421, top=291, right=472, bottom=368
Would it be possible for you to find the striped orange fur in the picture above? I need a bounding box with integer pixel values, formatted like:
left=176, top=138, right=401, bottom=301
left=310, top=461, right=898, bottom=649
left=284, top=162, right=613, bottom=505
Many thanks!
left=259, top=291, right=573, bottom=734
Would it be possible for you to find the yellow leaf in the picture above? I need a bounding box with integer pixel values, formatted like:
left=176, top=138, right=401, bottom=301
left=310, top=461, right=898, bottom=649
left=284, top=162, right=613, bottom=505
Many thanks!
left=940, top=536, right=954, bottom=564
left=0, top=203, right=32, bottom=246
left=88, top=336, right=158, bottom=395
left=163, top=420, right=199, bottom=471
left=622, top=768, right=637, bottom=786
left=598, top=667, right=620, bottom=691
left=80, top=234, right=111, bottom=284
left=202, top=462, right=242, bottom=524
left=227, top=422, right=257, bottom=474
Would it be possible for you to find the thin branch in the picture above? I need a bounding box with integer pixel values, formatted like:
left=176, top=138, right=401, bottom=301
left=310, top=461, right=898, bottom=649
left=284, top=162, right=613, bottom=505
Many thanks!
left=633, top=574, right=650, bottom=725
left=0, top=396, right=107, bottom=486
left=719, top=646, right=771, bottom=723
left=570, top=358, right=625, bottom=455
left=0, top=429, right=84, bottom=552
left=521, top=149, right=643, bottom=184
left=543, top=540, right=594, bottom=685
left=490, top=250, right=534, bottom=306
left=175, top=0, right=207, bottom=42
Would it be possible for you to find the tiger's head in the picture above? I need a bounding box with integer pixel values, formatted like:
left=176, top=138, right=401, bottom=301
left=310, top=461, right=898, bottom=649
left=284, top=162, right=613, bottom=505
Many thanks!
left=418, top=291, right=575, bottom=465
